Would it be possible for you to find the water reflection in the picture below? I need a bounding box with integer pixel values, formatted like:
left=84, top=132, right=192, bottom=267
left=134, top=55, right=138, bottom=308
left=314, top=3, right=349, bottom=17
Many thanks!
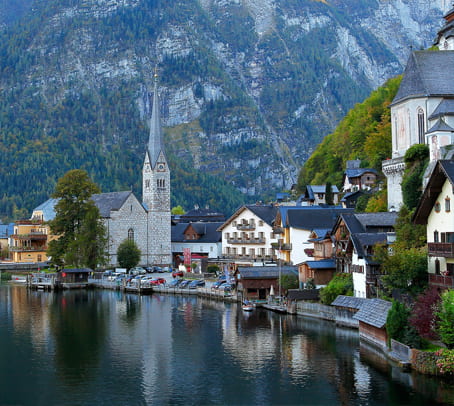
left=0, top=285, right=453, bottom=406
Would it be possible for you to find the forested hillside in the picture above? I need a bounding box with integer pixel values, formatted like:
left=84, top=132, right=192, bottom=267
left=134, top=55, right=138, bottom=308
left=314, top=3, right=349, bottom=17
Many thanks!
left=296, top=76, right=402, bottom=191
left=0, top=0, right=446, bottom=220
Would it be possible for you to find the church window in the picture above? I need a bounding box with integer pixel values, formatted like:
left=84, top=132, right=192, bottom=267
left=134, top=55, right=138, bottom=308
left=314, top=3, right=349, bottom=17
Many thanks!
left=128, top=228, right=134, bottom=242
left=446, top=197, right=451, bottom=212
left=157, top=179, right=165, bottom=188
left=417, top=108, right=425, bottom=144
left=145, top=179, right=150, bottom=189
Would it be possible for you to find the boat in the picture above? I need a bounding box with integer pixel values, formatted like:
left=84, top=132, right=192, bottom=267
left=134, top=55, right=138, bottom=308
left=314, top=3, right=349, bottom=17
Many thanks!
left=242, top=301, right=254, bottom=312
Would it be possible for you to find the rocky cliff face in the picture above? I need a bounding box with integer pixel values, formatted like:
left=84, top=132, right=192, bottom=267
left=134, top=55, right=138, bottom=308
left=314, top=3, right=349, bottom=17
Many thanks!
left=0, top=0, right=449, bottom=215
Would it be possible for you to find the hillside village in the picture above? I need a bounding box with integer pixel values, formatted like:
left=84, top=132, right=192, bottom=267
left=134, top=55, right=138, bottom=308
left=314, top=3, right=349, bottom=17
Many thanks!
left=1, top=3, right=454, bottom=374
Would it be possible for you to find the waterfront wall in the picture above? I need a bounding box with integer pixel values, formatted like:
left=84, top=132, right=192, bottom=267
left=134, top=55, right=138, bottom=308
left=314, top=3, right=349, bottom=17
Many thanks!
left=295, top=302, right=335, bottom=322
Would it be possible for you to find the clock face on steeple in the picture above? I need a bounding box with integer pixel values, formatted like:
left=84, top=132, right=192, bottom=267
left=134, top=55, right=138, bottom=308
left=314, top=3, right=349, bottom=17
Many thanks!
left=157, top=162, right=166, bottom=172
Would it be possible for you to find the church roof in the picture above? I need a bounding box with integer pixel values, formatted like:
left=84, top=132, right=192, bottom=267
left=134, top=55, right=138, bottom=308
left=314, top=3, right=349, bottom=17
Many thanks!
left=147, top=73, right=164, bottom=169
left=391, top=51, right=454, bottom=105
left=427, top=118, right=454, bottom=133
left=91, top=191, right=135, bottom=217
left=428, top=99, right=454, bottom=120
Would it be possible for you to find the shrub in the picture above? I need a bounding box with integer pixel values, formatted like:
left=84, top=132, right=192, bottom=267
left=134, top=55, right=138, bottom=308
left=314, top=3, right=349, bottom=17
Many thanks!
left=409, top=286, right=441, bottom=340
left=387, top=300, right=422, bottom=348
left=207, top=265, right=219, bottom=275
left=436, top=290, right=454, bottom=349
left=436, top=349, right=454, bottom=375
left=319, top=273, right=353, bottom=304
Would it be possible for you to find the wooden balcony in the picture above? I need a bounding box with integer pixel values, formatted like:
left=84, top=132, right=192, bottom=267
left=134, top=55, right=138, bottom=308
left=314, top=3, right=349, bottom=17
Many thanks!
left=11, top=233, right=47, bottom=241
left=428, top=242, right=454, bottom=257
left=10, top=245, right=48, bottom=252
left=429, top=273, right=454, bottom=289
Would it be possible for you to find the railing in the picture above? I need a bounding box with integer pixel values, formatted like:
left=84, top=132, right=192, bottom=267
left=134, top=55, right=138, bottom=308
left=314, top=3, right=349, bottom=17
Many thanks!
left=10, top=246, right=48, bottom=252
left=221, top=254, right=276, bottom=262
left=236, top=223, right=256, bottom=230
left=10, top=233, right=47, bottom=241
left=429, top=273, right=454, bottom=289
left=227, top=237, right=266, bottom=244
left=271, top=242, right=292, bottom=251
left=428, top=242, right=454, bottom=257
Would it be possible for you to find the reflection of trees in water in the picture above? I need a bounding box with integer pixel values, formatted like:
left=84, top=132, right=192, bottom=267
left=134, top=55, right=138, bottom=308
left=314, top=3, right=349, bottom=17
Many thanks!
left=119, top=293, right=141, bottom=325
left=49, top=290, right=108, bottom=386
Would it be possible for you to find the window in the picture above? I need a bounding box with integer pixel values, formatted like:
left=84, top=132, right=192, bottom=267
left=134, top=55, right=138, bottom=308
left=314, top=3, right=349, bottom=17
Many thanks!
left=145, top=179, right=150, bottom=189
left=447, top=263, right=454, bottom=276
left=446, top=197, right=451, bottom=212
left=417, top=108, right=425, bottom=144
left=435, top=259, right=440, bottom=275
left=434, top=230, right=439, bottom=243
left=157, top=179, right=165, bottom=188
left=128, top=228, right=134, bottom=242
left=435, top=202, right=441, bottom=213
left=259, top=220, right=263, bottom=227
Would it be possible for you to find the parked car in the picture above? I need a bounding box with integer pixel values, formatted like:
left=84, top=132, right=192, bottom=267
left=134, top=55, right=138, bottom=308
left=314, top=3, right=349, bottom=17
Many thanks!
left=168, top=279, right=182, bottom=287
left=131, top=267, right=146, bottom=275
left=218, top=283, right=233, bottom=292
left=149, top=278, right=166, bottom=286
left=189, top=279, right=205, bottom=289
left=179, top=280, right=191, bottom=288
left=212, top=280, right=226, bottom=290
left=172, top=269, right=184, bottom=278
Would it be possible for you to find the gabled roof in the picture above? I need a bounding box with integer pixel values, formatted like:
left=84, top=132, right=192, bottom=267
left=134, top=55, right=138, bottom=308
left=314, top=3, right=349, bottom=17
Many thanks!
left=147, top=74, right=164, bottom=169
left=217, top=204, right=278, bottom=231
left=331, top=295, right=367, bottom=309
left=353, top=298, right=392, bottom=328
left=354, top=212, right=398, bottom=229
left=238, top=266, right=298, bottom=279
left=350, top=232, right=388, bottom=259
left=172, top=222, right=223, bottom=243
left=306, top=185, right=340, bottom=196
left=344, top=168, right=378, bottom=179
left=33, top=198, right=58, bottom=221
left=391, top=51, right=454, bottom=106
left=414, top=160, right=454, bottom=224
left=428, top=99, right=454, bottom=120
left=176, top=208, right=226, bottom=223
left=427, top=118, right=454, bottom=134
left=91, top=191, right=138, bottom=218
left=340, top=190, right=366, bottom=202
left=282, top=207, right=353, bottom=231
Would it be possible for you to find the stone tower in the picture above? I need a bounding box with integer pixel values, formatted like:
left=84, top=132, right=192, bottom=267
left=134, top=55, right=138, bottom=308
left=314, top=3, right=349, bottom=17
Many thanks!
left=143, top=71, right=172, bottom=265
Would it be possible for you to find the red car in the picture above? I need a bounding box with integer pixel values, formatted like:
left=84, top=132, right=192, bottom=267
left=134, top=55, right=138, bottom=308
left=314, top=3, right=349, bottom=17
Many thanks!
left=172, top=270, right=184, bottom=278
left=149, top=278, right=166, bottom=285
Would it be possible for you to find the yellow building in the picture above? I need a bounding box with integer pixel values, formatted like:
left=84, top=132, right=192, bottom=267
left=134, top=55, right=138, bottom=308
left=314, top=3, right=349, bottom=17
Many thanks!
left=9, top=220, right=52, bottom=263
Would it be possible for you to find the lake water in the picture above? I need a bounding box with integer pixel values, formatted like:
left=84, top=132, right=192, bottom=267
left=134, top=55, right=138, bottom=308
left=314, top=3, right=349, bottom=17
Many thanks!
left=0, top=284, right=453, bottom=406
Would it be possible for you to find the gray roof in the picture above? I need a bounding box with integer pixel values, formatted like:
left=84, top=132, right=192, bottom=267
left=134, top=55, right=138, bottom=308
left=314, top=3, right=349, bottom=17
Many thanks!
left=287, top=289, right=320, bottom=301
left=392, top=51, right=454, bottom=105
left=91, top=191, right=137, bottom=218
left=351, top=232, right=388, bottom=259
left=307, top=185, right=340, bottom=194
left=354, top=212, right=398, bottom=229
left=428, top=99, right=454, bottom=120
left=33, top=198, right=58, bottom=221
left=238, top=266, right=298, bottom=279
left=247, top=204, right=279, bottom=225
left=171, top=222, right=223, bottom=243
left=147, top=75, right=165, bottom=169
left=303, top=259, right=335, bottom=269
left=345, top=168, right=378, bottom=179
left=284, top=207, right=354, bottom=230
left=331, top=295, right=367, bottom=309
left=353, top=298, right=392, bottom=328
left=427, top=118, right=454, bottom=134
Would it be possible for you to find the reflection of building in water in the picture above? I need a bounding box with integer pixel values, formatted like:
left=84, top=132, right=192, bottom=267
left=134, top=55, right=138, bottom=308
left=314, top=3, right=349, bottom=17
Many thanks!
left=8, top=287, right=54, bottom=353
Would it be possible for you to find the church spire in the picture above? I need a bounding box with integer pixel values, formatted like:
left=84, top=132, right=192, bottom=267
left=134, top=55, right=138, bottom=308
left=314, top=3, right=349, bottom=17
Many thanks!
left=147, top=67, right=164, bottom=168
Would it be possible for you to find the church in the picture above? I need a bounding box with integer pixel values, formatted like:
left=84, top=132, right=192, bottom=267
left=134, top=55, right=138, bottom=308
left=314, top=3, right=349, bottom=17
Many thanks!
left=382, top=5, right=454, bottom=210
left=32, top=72, right=172, bottom=267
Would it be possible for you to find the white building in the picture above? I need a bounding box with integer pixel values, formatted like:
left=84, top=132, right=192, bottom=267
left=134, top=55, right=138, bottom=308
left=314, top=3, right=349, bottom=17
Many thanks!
left=383, top=6, right=454, bottom=210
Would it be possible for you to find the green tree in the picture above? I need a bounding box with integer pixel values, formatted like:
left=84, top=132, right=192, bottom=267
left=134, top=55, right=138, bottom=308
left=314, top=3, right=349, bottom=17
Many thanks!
left=171, top=205, right=185, bottom=215
left=436, top=290, right=454, bottom=349
left=402, top=144, right=429, bottom=210
left=279, top=273, right=299, bottom=293
left=47, top=169, right=102, bottom=267
left=319, top=273, right=353, bottom=304
left=325, top=182, right=334, bottom=205
left=386, top=300, right=421, bottom=348
left=117, top=239, right=141, bottom=270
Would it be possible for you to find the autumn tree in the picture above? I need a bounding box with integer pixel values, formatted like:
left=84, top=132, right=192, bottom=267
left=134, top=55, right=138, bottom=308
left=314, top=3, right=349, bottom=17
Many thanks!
left=47, top=169, right=106, bottom=268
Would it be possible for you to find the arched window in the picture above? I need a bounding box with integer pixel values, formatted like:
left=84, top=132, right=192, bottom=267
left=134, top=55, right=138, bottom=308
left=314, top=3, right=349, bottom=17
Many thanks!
left=128, top=228, right=134, bottom=242
left=417, top=108, right=425, bottom=144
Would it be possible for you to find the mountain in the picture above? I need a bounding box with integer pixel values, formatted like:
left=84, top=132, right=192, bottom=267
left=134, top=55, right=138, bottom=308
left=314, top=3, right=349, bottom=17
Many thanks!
left=0, top=0, right=448, bottom=218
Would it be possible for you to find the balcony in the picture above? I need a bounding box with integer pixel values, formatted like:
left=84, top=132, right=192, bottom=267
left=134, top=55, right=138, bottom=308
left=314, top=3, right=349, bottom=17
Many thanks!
left=11, top=233, right=47, bottom=241
left=273, top=227, right=284, bottom=234
left=428, top=242, right=454, bottom=257
left=271, top=242, right=292, bottom=251
left=236, top=223, right=256, bottom=230
left=10, top=246, right=48, bottom=252
left=429, top=273, right=454, bottom=289
left=227, top=237, right=266, bottom=244
left=221, top=254, right=276, bottom=262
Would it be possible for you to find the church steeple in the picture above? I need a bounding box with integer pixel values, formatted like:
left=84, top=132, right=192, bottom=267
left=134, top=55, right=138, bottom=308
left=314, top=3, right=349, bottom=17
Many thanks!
left=147, top=67, right=164, bottom=169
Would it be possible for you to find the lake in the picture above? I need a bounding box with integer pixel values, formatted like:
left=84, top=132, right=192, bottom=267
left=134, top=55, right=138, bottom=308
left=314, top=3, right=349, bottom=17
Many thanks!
left=0, top=284, right=453, bottom=405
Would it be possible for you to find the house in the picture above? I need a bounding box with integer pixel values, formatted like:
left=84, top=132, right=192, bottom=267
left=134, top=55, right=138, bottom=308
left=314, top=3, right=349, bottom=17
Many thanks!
left=274, top=206, right=353, bottom=265
left=218, top=204, right=280, bottom=266
left=298, top=259, right=336, bottom=288
left=382, top=7, right=454, bottom=211
left=9, top=219, right=55, bottom=263
left=332, top=212, right=397, bottom=298
left=353, top=298, right=392, bottom=351
left=56, top=268, right=92, bottom=289
left=340, top=190, right=368, bottom=209
left=302, top=185, right=339, bottom=206
left=342, top=160, right=379, bottom=193
left=171, top=221, right=223, bottom=270
left=331, top=295, right=367, bottom=328
left=235, top=265, right=298, bottom=301
left=413, top=160, right=454, bottom=290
